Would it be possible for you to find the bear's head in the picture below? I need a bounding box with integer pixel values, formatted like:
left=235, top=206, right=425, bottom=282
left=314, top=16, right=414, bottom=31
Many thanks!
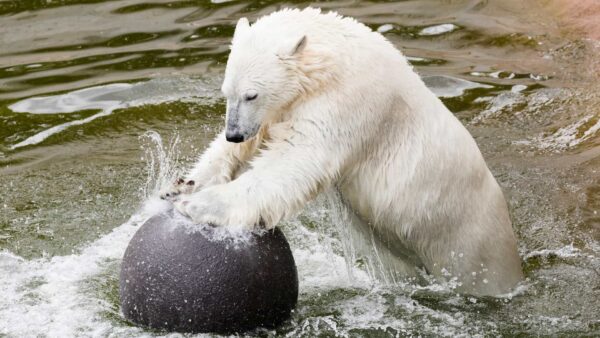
left=220, top=17, right=312, bottom=143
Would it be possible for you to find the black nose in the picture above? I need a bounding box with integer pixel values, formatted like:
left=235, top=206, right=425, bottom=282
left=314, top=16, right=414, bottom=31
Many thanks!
left=226, top=132, right=244, bottom=143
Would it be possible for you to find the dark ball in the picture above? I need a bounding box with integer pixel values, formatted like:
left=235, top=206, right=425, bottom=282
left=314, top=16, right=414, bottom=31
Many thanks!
left=119, top=210, right=298, bottom=334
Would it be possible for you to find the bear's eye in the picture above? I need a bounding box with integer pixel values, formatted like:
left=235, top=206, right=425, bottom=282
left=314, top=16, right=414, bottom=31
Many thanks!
left=244, top=91, right=258, bottom=102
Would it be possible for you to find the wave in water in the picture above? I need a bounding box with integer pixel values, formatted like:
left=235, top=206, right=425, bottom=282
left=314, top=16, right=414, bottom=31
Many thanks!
left=8, top=77, right=220, bottom=150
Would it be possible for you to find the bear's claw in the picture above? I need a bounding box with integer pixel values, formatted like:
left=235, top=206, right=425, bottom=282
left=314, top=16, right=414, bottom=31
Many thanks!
left=159, top=178, right=195, bottom=201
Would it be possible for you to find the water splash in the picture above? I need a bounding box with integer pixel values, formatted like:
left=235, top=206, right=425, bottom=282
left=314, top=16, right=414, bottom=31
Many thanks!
left=0, top=131, right=182, bottom=337
left=317, top=190, right=428, bottom=287
left=139, top=130, right=183, bottom=200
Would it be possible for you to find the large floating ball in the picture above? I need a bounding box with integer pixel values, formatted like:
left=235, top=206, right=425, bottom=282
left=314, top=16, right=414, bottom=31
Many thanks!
left=119, top=210, right=298, bottom=334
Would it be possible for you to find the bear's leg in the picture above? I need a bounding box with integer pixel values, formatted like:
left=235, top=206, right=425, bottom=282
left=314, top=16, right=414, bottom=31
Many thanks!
left=422, top=181, right=523, bottom=296
left=160, top=130, right=259, bottom=200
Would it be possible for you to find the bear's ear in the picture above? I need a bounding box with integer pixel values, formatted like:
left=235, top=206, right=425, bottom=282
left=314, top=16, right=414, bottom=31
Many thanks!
left=292, top=35, right=307, bottom=55
left=281, top=35, right=307, bottom=57
left=233, top=17, right=250, bottom=41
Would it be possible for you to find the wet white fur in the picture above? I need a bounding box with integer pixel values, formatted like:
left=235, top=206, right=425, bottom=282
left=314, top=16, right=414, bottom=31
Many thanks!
left=173, top=7, right=523, bottom=295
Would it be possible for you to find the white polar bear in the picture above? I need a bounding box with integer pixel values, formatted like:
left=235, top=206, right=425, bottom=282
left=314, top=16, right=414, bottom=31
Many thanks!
left=166, top=7, right=523, bottom=295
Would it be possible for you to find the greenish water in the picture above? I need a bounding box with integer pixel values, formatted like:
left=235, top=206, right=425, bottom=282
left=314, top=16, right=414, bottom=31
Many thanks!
left=1, top=0, right=599, bottom=336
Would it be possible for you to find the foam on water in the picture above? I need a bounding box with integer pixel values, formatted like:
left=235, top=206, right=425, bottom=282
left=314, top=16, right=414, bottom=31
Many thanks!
left=471, top=91, right=525, bottom=123
left=0, top=133, right=178, bottom=337
left=0, top=208, right=152, bottom=337
left=535, top=114, right=600, bottom=150
left=524, top=244, right=581, bottom=260
left=0, top=210, right=369, bottom=337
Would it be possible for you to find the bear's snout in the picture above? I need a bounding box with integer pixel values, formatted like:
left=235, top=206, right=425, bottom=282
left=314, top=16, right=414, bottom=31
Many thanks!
left=226, top=131, right=244, bottom=143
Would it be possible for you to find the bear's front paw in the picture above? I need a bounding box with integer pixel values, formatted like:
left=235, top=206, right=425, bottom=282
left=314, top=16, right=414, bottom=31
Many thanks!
left=173, top=186, right=260, bottom=230
left=159, top=178, right=196, bottom=201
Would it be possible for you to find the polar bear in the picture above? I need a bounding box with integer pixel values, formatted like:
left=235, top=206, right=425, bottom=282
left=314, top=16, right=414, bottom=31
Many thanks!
left=163, top=8, right=523, bottom=295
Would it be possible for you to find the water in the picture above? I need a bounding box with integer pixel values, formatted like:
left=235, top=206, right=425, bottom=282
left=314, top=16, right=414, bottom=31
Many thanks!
left=1, top=0, right=599, bottom=336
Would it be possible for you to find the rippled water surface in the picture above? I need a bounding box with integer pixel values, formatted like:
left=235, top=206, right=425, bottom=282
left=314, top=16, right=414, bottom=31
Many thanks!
left=1, top=0, right=599, bottom=336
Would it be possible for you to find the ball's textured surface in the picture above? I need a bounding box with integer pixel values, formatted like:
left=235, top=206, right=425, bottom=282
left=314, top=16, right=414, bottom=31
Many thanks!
left=119, top=211, right=298, bottom=334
